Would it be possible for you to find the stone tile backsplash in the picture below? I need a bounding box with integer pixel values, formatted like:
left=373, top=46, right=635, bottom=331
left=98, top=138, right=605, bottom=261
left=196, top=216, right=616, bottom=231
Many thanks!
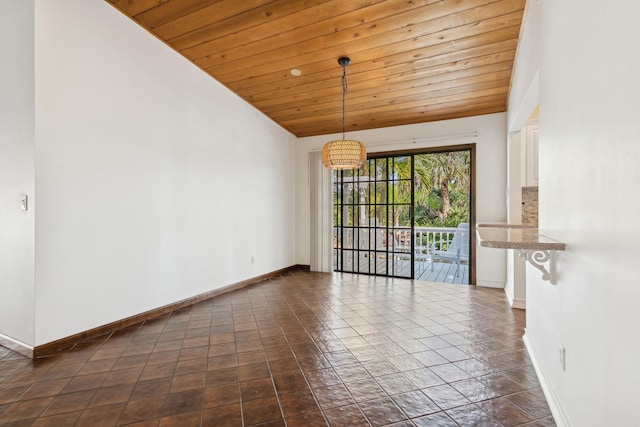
left=522, top=186, right=538, bottom=226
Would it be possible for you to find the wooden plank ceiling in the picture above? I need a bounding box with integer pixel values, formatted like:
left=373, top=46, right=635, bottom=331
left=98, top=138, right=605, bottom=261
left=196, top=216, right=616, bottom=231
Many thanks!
left=106, top=0, right=525, bottom=137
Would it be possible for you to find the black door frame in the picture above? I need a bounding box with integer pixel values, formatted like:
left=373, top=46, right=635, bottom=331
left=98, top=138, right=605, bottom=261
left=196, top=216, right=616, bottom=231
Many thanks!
left=332, top=143, right=476, bottom=285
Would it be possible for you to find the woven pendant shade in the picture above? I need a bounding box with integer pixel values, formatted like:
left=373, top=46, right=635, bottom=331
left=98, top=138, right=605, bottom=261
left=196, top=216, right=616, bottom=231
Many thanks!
left=321, top=139, right=367, bottom=170
left=321, top=57, right=366, bottom=170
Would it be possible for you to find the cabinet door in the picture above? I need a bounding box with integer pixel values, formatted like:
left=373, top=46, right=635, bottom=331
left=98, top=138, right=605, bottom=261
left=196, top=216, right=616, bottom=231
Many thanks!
left=525, top=124, right=539, bottom=186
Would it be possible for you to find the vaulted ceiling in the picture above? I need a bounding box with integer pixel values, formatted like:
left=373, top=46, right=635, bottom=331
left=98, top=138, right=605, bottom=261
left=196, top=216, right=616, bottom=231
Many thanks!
left=106, top=0, right=525, bottom=137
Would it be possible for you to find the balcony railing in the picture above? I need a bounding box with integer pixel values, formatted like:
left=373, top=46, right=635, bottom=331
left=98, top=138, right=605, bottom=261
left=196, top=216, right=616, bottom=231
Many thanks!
left=335, top=226, right=458, bottom=253
left=333, top=226, right=469, bottom=284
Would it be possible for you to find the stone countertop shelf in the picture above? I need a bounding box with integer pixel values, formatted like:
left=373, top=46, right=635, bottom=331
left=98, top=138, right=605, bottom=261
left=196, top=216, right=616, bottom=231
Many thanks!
left=476, top=224, right=566, bottom=251
left=476, top=224, right=566, bottom=284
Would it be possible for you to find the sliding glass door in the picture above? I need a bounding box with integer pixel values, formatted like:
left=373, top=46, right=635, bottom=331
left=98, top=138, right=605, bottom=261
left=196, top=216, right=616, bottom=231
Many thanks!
left=332, top=156, right=413, bottom=278
left=332, top=147, right=473, bottom=283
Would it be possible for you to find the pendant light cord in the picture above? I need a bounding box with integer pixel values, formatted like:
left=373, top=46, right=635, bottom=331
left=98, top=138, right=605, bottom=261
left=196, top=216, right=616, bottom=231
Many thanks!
left=341, top=66, right=347, bottom=140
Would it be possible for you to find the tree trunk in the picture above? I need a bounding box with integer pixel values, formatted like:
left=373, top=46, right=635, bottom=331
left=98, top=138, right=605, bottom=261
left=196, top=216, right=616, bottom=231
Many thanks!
left=440, top=180, right=450, bottom=220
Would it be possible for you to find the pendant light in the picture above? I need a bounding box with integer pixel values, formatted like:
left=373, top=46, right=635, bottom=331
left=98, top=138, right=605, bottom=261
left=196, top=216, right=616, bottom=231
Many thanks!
left=321, top=57, right=366, bottom=170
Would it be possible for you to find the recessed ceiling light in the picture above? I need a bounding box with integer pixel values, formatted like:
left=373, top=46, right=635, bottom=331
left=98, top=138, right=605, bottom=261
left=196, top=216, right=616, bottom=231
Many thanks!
left=290, top=68, right=302, bottom=77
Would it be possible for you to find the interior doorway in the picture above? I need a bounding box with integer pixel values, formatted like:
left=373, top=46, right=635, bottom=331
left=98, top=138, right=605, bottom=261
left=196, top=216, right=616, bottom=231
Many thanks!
left=332, top=146, right=474, bottom=284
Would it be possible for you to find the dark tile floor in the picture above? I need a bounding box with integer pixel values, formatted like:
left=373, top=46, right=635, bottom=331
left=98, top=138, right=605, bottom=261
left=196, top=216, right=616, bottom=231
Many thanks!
left=0, top=270, right=555, bottom=426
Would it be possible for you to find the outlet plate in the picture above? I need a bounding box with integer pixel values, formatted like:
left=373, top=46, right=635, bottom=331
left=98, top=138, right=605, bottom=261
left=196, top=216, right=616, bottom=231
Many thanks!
left=559, top=344, right=566, bottom=371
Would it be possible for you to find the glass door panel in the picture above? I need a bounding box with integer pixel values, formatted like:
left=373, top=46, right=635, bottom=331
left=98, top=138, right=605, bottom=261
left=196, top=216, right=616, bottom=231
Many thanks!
left=332, top=149, right=471, bottom=284
left=332, top=156, right=413, bottom=278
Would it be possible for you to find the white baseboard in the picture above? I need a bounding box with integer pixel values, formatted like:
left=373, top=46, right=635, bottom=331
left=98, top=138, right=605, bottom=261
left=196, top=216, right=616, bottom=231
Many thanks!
left=523, top=331, right=569, bottom=427
left=510, top=298, right=526, bottom=309
left=504, top=285, right=526, bottom=309
left=0, top=333, right=34, bottom=358
left=476, top=279, right=505, bottom=289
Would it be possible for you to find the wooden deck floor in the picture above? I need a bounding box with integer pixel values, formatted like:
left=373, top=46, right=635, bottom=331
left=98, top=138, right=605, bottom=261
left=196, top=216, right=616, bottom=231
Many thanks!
left=414, top=259, right=469, bottom=284
left=336, top=254, right=469, bottom=284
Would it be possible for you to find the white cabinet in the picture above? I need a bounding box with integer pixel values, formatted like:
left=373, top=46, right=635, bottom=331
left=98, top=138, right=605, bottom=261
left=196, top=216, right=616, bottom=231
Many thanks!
left=521, top=122, right=539, bottom=187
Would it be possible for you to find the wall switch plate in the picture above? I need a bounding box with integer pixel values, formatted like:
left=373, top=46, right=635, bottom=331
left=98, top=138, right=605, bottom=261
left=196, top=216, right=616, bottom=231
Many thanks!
left=559, top=344, right=566, bottom=371
left=21, top=195, right=28, bottom=211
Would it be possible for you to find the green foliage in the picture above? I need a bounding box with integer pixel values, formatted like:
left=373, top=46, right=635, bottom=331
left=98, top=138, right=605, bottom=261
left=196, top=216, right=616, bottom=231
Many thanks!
left=333, top=150, right=470, bottom=229
left=411, top=151, right=470, bottom=227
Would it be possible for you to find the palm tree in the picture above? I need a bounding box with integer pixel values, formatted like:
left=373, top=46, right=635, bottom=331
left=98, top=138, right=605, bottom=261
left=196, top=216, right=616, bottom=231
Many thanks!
left=337, top=152, right=469, bottom=228
left=414, top=151, right=470, bottom=223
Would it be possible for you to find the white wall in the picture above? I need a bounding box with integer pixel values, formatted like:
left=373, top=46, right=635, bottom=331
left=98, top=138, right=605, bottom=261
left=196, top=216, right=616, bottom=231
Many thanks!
left=505, top=131, right=526, bottom=309
left=511, top=1, right=640, bottom=425
left=507, top=0, right=541, bottom=133
left=32, top=0, right=296, bottom=345
left=296, top=113, right=508, bottom=287
left=0, top=0, right=35, bottom=347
